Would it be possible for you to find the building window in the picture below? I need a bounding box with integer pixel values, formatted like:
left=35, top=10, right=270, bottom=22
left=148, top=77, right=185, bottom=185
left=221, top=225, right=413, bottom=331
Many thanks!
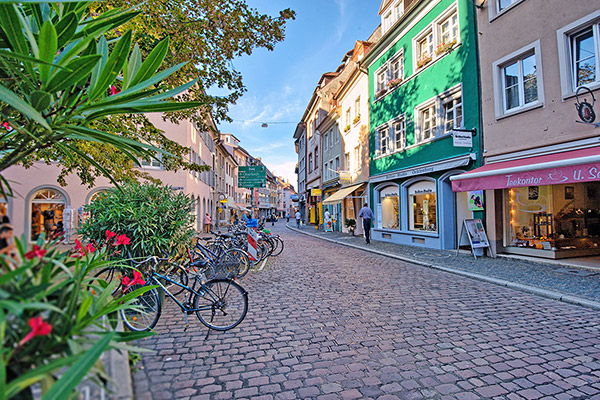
left=438, top=11, right=458, bottom=46
left=141, top=154, right=162, bottom=169
left=572, top=27, right=597, bottom=87
left=417, top=30, right=434, bottom=67
left=379, top=127, right=390, bottom=155
left=323, top=132, right=328, bottom=150
left=346, top=108, right=351, bottom=127
left=557, top=11, right=600, bottom=97
left=395, top=1, right=404, bottom=21
left=354, top=97, right=360, bottom=121
left=394, top=119, right=405, bottom=150
left=376, top=68, right=387, bottom=93
left=354, top=145, right=361, bottom=171
left=345, top=152, right=350, bottom=172
left=493, top=41, right=543, bottom=118
left=315, top=147, right=318, bottom=169
left=442, top=93, right=463, bottom=133
left=390, top=55, right=404, bottom=82
left=419, top=103, right=436, bottom=142
left=308, top=153, right=312, bottom=173
left=378, top=185, right=399, bottom=230
left=335, top=157, right=340, bottom=174
left=408, top=181, right=437, bottom=232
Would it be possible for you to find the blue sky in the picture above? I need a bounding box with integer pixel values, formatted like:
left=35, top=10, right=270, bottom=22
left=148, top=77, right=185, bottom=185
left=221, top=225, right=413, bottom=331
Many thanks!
left=214, top=0, right=382, bottom=189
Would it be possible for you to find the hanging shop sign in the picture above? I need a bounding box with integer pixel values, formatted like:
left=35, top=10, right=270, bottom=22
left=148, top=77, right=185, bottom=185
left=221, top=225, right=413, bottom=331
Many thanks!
left=452, top=130, right=473, bottom=148
left=311, top=188, right=322, bottom=196
left=468, top=190, right=484, bottom=211
left=575, top=86, right=596, bottom=124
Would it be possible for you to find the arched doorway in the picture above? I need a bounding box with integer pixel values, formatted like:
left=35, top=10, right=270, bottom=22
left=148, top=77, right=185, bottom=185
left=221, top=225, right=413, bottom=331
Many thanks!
left=30, top=188, right=67, bottom=241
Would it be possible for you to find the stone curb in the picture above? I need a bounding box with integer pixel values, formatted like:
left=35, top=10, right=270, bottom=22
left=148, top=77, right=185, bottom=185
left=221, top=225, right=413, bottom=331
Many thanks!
left=286, top=224, right=600, bottom=311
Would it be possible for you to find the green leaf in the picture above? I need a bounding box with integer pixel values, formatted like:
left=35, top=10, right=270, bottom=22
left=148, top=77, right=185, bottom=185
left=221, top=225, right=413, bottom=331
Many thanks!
left=0, top=85, right=50, bottom=130
left=6, top=355, right=81, bottom=399
left=30, top=90, right=51, bottom=112
left=45, top=54, right=101, bottom=93
left=41, top=333, right=114, bottom=400
left=55, top=11, right=77, bottom=49
left=0, top=49, right=65, bottom=68
left=38, top=20, right=58, bottom=84
left=89, top=35, right=108, bottom=95
left=76, top=294, right=92, bottom=322
left=128, top=36, right=169, bottom=88
left=123, top=43, right=141, bottom=89
left=88, top=30, right=132, bottom=101
left=0, top=4, right=29, bottom=55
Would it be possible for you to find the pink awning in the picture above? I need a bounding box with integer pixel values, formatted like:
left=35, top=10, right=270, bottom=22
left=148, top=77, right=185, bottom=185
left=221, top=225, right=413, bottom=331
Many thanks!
left=451, top=147, right=600, bottom=192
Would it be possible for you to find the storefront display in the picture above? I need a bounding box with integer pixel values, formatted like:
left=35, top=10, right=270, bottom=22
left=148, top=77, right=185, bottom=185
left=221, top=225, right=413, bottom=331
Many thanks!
left=507, top=182, right=600, bottom=253
left=30, top=189, right=65, bottom=241
left=379, top=185, right=399, bottom=229
left=408, top=181, right=437, bottom=232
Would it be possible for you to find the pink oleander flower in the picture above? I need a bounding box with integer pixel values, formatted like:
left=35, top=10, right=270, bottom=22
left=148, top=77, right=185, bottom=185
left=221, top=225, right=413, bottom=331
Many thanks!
left=110, top=85, right=120, bottom=95
left=18, top=317, right=52, bottom=347
left=121, top=270, right=146, bottom=290
left=24, top=245, right=47, bottom=260
left=115, top=234, right=131, bottom=246
left=106, top=230, right=117, bottom=241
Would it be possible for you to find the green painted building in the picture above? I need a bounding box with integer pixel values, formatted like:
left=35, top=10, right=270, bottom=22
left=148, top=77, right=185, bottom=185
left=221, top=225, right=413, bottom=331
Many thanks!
left=363, top=0, right=481, bottom=249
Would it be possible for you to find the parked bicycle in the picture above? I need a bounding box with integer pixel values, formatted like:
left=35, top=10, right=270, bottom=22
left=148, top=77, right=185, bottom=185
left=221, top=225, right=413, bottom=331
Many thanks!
left=94, top=255, right=248, bottom=332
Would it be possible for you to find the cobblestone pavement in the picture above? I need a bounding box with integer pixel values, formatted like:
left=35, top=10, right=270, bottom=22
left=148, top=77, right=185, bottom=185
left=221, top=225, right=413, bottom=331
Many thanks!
left=132, top=222, right=600, bottom=399
left=290, top=225, right=600, bottom=304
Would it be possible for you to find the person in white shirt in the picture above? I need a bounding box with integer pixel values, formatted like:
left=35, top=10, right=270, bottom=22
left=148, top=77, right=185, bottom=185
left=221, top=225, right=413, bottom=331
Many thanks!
left=295, top=210, right=302, bottom=228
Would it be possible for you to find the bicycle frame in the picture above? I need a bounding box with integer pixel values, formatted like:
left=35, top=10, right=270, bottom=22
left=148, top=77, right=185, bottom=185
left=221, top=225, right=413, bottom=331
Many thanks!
left=149, top=270, right=220, bottom=314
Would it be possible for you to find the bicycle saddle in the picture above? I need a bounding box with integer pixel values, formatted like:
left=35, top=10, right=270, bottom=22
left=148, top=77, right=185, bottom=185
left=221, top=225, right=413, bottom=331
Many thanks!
left=189, top=259, right=209, bottom=269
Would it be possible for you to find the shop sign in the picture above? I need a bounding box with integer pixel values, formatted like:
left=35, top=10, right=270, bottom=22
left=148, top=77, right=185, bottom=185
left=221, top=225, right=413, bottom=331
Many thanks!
left=311, top=188, right=322, bottom=196
left=452, top=131, right=473, bottom=148
left=379, top=185, right=398, bottom=198
left=408, top=181, right=436, bottom=195
left=468, top=190, right=484, bottom=211
left=454, top=163, right=600, bottom=192
left=371, top=154, right=472, bottom=183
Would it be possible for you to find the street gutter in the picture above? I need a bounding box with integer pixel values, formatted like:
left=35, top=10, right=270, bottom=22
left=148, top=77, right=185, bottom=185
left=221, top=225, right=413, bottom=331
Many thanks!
left=286, top=224, right=600, bottom=311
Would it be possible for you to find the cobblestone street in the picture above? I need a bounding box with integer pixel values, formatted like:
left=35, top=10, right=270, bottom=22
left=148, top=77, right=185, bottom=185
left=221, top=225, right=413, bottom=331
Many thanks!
left=132, top=223, right=600, bottom=399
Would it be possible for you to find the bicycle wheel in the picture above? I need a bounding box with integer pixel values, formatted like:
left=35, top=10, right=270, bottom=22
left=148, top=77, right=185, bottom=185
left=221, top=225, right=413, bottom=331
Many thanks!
left=92, top=266, right=126, bottom=296
left=226, top=248, right=250, bottom=278
left=120, top=285, right=162, bottom=331
left=159, top=263, right=188, bottom=296
left=270, top=236, right=284, bottom=257
left=194, top=279, right=248, bottom=331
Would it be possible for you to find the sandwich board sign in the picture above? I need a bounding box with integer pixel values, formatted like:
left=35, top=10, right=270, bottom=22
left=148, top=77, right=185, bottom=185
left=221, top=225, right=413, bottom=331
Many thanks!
left=456, top=219, right=494, bottom=259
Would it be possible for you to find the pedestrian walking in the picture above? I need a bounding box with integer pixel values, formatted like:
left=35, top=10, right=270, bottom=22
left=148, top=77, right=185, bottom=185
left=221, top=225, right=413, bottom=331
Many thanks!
left=295, top=210, right=301, bottom=228
left=358, top=203, right=374, bottom=244
left=286, top=212, right=290, bottom=222
left=324, top=209, right=332, bottom=232
left=203, top=213, right=212, bottom=234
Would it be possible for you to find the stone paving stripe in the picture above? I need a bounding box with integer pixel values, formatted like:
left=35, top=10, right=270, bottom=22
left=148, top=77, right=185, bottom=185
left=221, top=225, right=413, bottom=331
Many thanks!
left=286, top=224, right=600, bottom=311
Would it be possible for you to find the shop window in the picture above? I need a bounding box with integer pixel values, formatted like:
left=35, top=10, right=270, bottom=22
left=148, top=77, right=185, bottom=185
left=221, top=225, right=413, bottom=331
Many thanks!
left=30, top=188, right=66, bottom=241
left=0, top=197, right=7, bottom=221
left=408, top=181, right=437, bottom=232
left=507, top=182, right=600, bottom=251
left=378, top=185, right=399, bottom=230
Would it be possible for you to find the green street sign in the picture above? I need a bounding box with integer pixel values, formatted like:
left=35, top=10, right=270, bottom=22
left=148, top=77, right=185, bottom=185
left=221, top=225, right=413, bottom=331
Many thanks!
left=239, top=166, right=267, bottom=188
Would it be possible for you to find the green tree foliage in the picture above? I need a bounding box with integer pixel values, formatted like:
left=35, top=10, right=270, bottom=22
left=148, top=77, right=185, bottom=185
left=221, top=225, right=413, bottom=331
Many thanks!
left=79, top=182, right=196, bottom=258
left=0, top=2, right=209, bottom=191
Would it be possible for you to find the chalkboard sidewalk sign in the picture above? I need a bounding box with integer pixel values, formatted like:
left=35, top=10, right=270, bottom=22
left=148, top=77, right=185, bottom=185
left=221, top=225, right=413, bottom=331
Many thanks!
left=456, top=219, right=495, bottom=259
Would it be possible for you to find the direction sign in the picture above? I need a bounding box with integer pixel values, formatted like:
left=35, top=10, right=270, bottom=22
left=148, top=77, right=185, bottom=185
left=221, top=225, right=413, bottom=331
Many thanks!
left=239, top=166, right=267, bottom=188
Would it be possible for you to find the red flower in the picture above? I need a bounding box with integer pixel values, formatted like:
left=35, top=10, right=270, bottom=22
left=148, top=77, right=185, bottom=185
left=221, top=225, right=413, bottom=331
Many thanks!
left=24, top=245, right=47, bottom=260
left=115, top=234, right=131, bottom=246
left=85, top=243, right=96, bottom=253
left=18, top=317, right=52, bottom=347
left=110, top=85, right=120, bottom=95
left=1, top=122, right=10, bottom=130
left=121, top=270, right=146, bottom=290
left=105, top=230, right=117, bottom=241
left=72, top=239, right=94, bottom=257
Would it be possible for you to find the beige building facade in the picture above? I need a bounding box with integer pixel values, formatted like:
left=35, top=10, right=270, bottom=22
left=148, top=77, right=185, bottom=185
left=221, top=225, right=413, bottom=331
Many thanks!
left=5, top=113, right=217, bottom=243
left=451, top=0, right=600, bottom=259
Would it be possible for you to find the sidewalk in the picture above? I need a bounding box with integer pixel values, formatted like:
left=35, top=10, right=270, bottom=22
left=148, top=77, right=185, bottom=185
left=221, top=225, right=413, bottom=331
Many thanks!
left=287, top=224, right=600, bottom=310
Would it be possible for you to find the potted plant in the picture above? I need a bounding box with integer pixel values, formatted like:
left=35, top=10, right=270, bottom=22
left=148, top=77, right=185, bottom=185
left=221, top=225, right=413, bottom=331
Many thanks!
left=417, top=54, right=433, bottom=69
left=345, top=218, right=356, bottom=235
left=435, top=39, right=457, bottom=56
left=344, top=124, right=351, bottom=132
left=387, top=78, right=403, bottom=90
left=376, top=88, right=387, bottom=99
left=353, top=114, right=361, bottom=124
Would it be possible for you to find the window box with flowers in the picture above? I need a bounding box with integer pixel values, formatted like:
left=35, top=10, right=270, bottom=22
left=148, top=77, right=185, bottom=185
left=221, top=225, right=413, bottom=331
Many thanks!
left=435, top=39, right=457, bottom=56
left=353, top=115, right=361, bottom=124
left=387, top=78, right=403, bottom=90
left=376, top=88, right=387, bottom=99
left=416, top=55, right=432, bottom=69
left=344, top=124, right=351, bottom=132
